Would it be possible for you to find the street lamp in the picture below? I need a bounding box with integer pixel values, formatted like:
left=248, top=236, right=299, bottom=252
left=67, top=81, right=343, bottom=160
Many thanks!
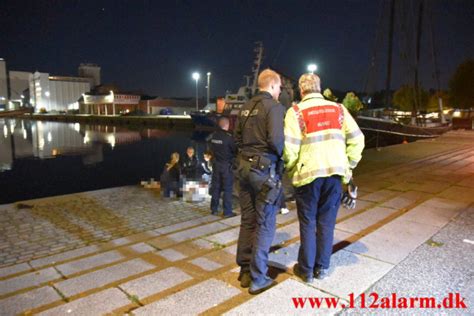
left=206, top=72, right=211, bottom=106
left=192, top=72, right=200, bottom=111
left=307, top=63, right=318, bottom=74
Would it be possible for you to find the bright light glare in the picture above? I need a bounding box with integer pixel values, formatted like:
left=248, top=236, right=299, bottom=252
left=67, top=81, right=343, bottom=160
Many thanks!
left=192, top=72, right=200, bottom=81
left=307, top=64, right=317, bottom=73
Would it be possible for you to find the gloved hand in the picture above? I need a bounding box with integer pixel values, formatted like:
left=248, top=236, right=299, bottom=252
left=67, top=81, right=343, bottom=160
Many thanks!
left=341, top=179, right=358, bottom=209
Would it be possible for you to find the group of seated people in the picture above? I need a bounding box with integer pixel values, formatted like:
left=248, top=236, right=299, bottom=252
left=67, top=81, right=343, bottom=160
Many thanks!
left=160, top=146, right=212, bottom=198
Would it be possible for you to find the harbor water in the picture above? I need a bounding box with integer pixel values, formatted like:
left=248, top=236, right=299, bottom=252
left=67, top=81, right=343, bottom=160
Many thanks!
left=0, top=119, right=211, bottom=204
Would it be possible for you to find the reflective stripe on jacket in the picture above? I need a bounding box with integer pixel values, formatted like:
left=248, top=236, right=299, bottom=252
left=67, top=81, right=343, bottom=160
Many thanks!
left=283, top=93, right=364, bottom=186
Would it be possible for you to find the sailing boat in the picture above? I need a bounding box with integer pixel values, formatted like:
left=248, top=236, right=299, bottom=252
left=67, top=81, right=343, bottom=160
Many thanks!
left=357, top=0, right=450, bottom=147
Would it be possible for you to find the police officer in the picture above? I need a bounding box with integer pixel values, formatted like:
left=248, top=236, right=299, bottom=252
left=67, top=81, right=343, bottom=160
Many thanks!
left=208, top=117, right=237, bottom=217
left=235, top=69, right=285, bottom=295
left=283, top=73, right=364, bottom=283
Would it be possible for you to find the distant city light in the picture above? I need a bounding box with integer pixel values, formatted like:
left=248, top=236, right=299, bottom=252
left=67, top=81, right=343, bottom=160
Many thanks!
left=45, top=91, right=50, bottom=97
left=23, top=129, right=27, bottom=140
left=307, top=63, right=318, bottom=74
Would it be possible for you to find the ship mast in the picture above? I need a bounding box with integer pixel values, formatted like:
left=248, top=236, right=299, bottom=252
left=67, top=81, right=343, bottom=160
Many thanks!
left=384, top=0, right=395, bottom=107
left=251, top=42, right=264, bottom=96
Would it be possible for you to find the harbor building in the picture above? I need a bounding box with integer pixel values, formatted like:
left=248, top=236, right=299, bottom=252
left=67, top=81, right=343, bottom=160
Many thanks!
left=9, top=71, right=30, bottom=106
left=29, top=72, right=91, bottom=112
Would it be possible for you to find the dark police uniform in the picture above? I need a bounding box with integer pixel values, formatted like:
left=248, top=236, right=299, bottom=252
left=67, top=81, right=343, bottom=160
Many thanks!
left=208, top=127, right=237, bottom=216
left=235, top=91, right=285, bottom=287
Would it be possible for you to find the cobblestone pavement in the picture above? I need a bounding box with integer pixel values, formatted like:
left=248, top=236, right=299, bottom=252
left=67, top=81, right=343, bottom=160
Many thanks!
left=0, top=187, right=210, bottom=267
left=0, top=131, right=473, bottom=315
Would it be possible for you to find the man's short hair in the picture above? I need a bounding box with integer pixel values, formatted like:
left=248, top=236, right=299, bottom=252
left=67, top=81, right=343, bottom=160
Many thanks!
left=258, top=69, right=281, bottom=89
left=218, top=116, right=229, bottom=127
left=299, top=73, right=321, bottom=95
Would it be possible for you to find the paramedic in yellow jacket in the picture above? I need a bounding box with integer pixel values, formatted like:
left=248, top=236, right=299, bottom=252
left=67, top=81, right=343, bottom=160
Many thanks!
left=283, top=73, right=364, bottom=282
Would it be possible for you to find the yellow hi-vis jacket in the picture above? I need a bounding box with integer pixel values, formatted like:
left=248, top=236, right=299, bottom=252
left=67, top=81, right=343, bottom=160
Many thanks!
left=283, top=93, right=365, bottom=187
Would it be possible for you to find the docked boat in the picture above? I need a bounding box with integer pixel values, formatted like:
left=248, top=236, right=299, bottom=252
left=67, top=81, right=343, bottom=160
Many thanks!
left=190, top=42, right=263, bottom=130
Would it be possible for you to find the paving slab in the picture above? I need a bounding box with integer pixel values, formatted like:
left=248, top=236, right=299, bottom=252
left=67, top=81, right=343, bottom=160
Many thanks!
left=133, top=278, right=240, bottom=316
left=0, top=267, right=61, bottom=296
left=54, top=258, right=155, bottom=298
left=225, top=278, right=343, bottom=315
left=55, top=250, right=125, bottom=276
left=38, top=288, right=131, bottom=316
left=30, top=245, right=100, bottom=268
left=336, top=206, right=399, bottom=234
left=272, top=222, right=300, bottom=245
left=0, top=262, right=31, bottom=278
left=167, top=222, right=228, bottom=242
left=438, top=185, right=474, bottom=204
left=401, top=197, right=467, bottom=228
left=189, top=257, right=223, bottom=271
left=190, top=239, right=215, bottom=250
left=313, top=249, right=394, bottom=298
left=127, top=242, right=156, bottom=253
left=108, top=231, right=160, bottom=247
left=268, top=242, right=300, bottom=270
left=268, top=230, right=353, bottom=270
left=358, top=189, right=400, bottom=203
left=410, top=180, right=453, bottom=194
left=220, top=215, right=242, bottom=227
left=345, top=217, right=440, bottom=264
left=204, top=227, right=240, bottom=245
left=0, top=286, right=62, bottom=315
left=224, top=244, right=237, bottom=256
left=154, top=215, right=219, bottom=235
left=119, top=267, right=192, bottom=299
left=458, top=175, right=474, bottom=188
left=156, top=248, right=187, bottom=262
left=379, top=191, right=429, bottom=210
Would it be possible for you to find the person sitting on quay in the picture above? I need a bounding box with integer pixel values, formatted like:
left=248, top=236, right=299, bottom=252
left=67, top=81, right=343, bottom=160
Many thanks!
left=201, top=150, right=213, bottom=184
left=181, top=146, right=199, bottom=180
left=160, top=152, right=181, bottom=198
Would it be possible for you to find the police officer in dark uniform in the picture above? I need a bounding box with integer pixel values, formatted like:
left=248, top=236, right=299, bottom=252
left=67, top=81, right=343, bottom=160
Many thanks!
left=235, top=69, right=285, bottom=295
left=208, top=117, right=237, bottom=217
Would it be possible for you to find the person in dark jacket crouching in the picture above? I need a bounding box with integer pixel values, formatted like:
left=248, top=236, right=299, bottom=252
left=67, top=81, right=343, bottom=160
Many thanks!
left=161, top=152, right=181, bottom=198
left=181, top=146, right=199, bottom=180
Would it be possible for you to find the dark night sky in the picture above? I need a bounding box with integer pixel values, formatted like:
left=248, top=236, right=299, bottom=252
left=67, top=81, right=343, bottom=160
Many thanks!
left=1, top=0, right=473, bottom=97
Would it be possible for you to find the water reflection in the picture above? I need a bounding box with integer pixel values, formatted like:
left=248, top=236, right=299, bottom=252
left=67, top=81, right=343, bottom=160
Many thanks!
left=0, top=119, right=207, bottom=204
